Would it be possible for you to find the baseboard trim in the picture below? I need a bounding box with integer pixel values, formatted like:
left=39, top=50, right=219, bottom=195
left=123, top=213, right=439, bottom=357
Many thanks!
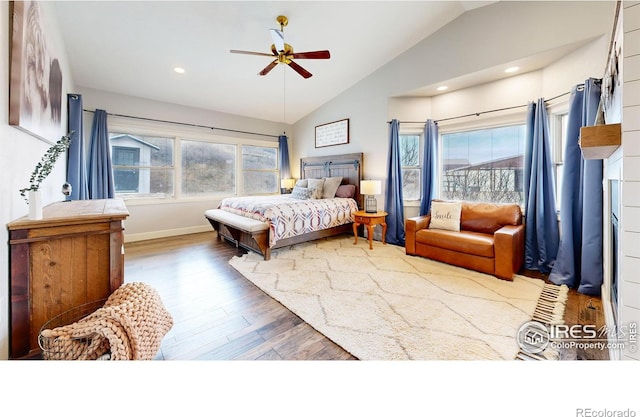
left=125, top=225, right=212, bottom=243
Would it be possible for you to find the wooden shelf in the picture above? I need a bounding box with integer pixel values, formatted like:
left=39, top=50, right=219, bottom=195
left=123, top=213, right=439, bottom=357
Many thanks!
left=579, top=123, right=621, bottom=159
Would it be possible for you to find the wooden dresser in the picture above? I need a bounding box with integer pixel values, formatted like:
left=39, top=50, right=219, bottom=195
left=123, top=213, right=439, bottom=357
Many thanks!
left=7, top=199, right=129, bottom=359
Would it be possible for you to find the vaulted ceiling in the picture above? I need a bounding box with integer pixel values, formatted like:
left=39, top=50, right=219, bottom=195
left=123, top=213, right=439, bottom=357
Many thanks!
left=52, top=1, right=610, bottom=125
left=52, top=1, right=498, bottom=124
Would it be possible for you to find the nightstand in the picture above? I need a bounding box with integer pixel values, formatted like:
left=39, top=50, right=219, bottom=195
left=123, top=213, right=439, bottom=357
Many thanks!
left=352, top=210, right=388, bottom=250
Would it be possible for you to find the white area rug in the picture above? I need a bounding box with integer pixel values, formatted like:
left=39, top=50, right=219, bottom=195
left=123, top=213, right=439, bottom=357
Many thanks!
left=229, top=235, right=565, bottom=360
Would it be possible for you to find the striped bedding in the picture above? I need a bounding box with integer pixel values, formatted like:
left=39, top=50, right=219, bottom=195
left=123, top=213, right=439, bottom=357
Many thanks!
left=219, top=195, right=358, bottom=247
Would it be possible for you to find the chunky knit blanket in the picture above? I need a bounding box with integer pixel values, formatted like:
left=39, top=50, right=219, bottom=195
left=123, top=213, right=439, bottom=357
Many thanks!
left=39, top=282, right=173, bottom=360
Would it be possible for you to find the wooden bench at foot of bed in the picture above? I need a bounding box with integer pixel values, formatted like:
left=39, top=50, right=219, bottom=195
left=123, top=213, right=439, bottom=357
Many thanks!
left=205, top=209, right=272, bottom=260
left=205, top=208, right=354, bottom=261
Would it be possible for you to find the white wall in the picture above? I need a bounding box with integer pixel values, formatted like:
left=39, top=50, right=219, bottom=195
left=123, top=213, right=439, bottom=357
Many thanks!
left=291, top=1, right=615, bottom=213
left=78, top=87, right=289, bottom=242
left=0, top=1, right=75, bottom=360
left=620, top=1, right=640, bottom=360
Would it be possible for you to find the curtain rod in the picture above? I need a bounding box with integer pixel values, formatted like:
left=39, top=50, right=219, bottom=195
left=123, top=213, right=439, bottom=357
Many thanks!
left=388, top=90, right=573, bottom=125
left=82, top=109, right=283, bottom=138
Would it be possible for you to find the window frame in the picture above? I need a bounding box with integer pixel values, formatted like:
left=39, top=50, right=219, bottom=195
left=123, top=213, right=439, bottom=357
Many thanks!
left=436, top=110, right=528, bottom=207
left=547, top=99, right=570, bottom=213
left=112, top=145, right=142, bottom=193
left=241, top=144, right=280, bottom=195
left=107, top=116, right=280, bottom=205
left=398, top=131, right=423, bottom=205
left=180, top=138, right=238, bottom=198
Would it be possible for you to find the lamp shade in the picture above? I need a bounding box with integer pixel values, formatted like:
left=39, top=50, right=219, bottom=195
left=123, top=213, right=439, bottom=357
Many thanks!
left=281, top=178, right=296, bottom=189
left=360, top=180, right=381, bottom=195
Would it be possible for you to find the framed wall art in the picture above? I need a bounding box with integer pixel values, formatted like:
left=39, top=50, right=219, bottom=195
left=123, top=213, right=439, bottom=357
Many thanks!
left=9, top=0, right=64, bottom=143
left=315, top=119, right=349, bottom=148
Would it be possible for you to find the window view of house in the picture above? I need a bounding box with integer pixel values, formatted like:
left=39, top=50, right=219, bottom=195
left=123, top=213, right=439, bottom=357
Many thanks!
left=440, top=125, right=526, bottom=205
left=110, top=134, right=174, bottom=198
left=110, top=133, right=281, bottom=198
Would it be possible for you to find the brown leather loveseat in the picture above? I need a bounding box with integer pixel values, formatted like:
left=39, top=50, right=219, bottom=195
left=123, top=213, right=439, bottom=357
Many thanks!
left=405, top=200, right=525, bottom=280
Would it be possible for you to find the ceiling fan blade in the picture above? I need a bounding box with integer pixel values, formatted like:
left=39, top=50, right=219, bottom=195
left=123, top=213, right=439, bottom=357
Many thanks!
left=287, top=60, right=312, bottom=79
left=259, top=59, right=279, bottom=76
left=291, top=50, right=331, bottom=60
left=230, top=49, right=275, bottom=57
left=269, top=29, right=285, bottom=52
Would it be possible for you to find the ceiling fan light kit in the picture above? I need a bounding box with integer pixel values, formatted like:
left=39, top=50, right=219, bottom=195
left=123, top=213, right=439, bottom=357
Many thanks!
left=230, top=15, right=330, bottom=79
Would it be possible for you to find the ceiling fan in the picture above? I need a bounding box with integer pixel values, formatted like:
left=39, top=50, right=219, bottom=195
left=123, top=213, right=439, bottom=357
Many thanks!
left=230, top=15, right=330, bottom=79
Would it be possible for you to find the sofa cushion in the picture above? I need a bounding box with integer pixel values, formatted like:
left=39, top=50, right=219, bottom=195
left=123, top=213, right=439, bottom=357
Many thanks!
left=460, top=201, right=522, bottom=234
left=415, top=229, right=495, bottom=258
left=428, top=201, right=462, bottom=232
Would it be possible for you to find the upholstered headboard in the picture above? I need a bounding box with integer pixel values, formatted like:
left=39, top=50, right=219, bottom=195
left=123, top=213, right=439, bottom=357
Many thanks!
left=300, top=152, right=364, bottom=209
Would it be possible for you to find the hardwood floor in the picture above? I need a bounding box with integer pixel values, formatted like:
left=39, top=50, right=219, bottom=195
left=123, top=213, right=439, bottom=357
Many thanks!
left=124, top=232, right=609, bottom=360
left=124, top=232, right=355, bottom=360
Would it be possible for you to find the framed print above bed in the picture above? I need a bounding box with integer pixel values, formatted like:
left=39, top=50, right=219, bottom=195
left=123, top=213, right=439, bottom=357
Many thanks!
left=315, top=119, right=349, bottom=148
left=9, top=1, right=64, bottom=143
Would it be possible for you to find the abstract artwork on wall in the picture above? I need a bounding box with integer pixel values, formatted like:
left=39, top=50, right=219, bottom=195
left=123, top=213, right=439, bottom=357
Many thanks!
left=9, top=0, right=63, bottom=143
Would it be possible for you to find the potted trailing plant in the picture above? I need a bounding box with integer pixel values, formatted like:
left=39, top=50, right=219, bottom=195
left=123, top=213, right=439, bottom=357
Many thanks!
left=19, top=133, right=72, bottom=219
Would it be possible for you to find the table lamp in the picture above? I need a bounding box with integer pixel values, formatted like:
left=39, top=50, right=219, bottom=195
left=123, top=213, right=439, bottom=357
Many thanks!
left=281, top=178, right=296, bottom=194
left=360, top=180, right=381, bottom=213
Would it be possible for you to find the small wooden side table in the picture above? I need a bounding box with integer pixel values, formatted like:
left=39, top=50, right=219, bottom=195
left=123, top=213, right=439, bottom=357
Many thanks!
left=352, top=210, right=388, bottom=250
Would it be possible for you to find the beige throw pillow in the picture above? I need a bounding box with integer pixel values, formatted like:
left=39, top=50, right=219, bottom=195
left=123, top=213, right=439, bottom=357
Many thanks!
left=321, top=176, right=343, bottom=198
left=306, top=178, right=325, bottom=199
left=428, top=201, right=462, bottom=232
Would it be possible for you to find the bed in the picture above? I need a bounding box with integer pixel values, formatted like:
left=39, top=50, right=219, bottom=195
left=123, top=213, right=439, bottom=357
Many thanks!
left=205, top=153, right=364, bottom=260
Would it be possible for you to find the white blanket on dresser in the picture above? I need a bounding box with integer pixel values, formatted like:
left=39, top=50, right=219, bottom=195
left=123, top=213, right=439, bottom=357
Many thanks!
left=219, top=195, right=358, bottom=247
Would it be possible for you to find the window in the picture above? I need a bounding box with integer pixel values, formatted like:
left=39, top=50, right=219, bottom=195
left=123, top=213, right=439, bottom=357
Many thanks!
left=241, top=145, right=278, bottom=194
left=440, top=125, right=526, bottom=205
left=552, top=113, right=569, bottom=209
left=399, top=134, right=421, bottom=201
left=110, top=134, right=174, bottom=198
left=182, top=140, right=236, bottom=196
left=110, top=127, right=280, bottom=200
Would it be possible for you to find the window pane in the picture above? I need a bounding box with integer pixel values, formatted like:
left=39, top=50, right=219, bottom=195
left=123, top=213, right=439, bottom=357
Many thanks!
left=441, top=125, right=525, bottom=205
left=110, top=133, right=174, bottom=199
left=400, top=135, right=420, bottom=166
left=560, top=113, right=568, bottom=163
left=242, top=146, right=277, bottom=169
left=182, top=141, right=236, bottom=196
left=242, top=145, right=278, bottom=194
left=556, top=164, right=563, bottom=210
left=149, top=168, right=174, bottom=196
left=112, top=168, right=174, bottom=198
left=244, top=171, right=278, bottom=194
left=402, top=168, right=421, bottom=200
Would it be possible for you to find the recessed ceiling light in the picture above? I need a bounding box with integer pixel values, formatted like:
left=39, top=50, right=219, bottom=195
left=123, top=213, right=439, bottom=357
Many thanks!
left=505, top=66, right=519, bottom=73
left=174, top=67, right=185, bottom=74
left=437, top=86, right=448, bottom=91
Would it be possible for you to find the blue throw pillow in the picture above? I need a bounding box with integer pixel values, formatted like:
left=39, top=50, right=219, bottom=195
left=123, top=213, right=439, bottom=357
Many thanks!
left=290, top=186, right=314, bottom=200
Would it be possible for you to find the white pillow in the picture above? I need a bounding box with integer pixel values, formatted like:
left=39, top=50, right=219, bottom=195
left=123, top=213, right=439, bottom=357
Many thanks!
left=321, top=176, right=343, bottom=198
left=428, top=201, right=462, bottom=232
left=306, top=178, right=325, bottom=199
